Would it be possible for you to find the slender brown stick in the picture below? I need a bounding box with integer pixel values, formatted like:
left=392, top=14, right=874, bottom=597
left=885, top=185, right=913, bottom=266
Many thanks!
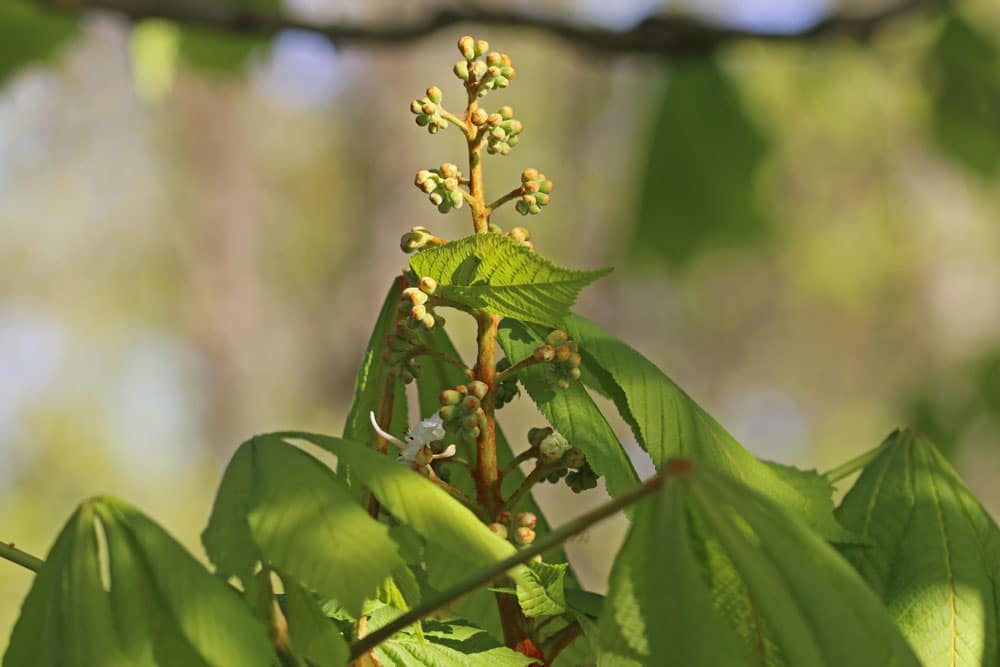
left=486, top=186, right=524, bottom=213
left=503, top=462, right=557, bottom=511
left=545, top=621, right=583, bottom=665
left=37, top=0, right=945, bottom=59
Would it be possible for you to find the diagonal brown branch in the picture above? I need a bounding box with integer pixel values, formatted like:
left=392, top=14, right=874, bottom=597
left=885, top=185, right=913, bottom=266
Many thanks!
left=39, top=0, right=944, bottom=58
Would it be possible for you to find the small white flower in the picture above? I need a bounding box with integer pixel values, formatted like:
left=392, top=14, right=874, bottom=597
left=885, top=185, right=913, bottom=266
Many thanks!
left=369, top=411, right=455, bottom=466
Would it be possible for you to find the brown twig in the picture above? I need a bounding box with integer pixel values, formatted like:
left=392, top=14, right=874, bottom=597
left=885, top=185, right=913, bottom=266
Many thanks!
left=39, top=0, right=944, bottom=59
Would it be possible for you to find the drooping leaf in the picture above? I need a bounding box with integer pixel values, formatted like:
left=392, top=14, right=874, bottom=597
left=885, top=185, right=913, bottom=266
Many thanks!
left=564, top=313, right=853, bottom=541
left=0, top=0, right=78, bottom=86
left=202, top=436, right=403, bottom=616
left=516, top=561, right=568, bottom=618
left=926, top=13, right=1000, bottom=176
left=598, top=461, right=920, bottom=667
left=409, top=234, right=611, bottom=327
left=281, top=575, right=351, bottom=667
left=836, top=428, right=1000, bottom=665
left=497, top=319, right=641, bottom=500
left=366, top=605, right=535, bottom=667
left=277, top=432, right=539, bottom=596
left=343, top=276, right=410, bottom=447
left=5, top=497, right=273, bottom=667
left=631, top=57, right=770, bottom=269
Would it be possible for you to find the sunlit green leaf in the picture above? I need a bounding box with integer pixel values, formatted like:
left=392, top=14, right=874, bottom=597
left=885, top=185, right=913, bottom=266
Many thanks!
left=202, top=437, right=403, bottom=616
left=631, top=57, right=770, bottom=269
left=497, top=319, right=641, bottom=500
left=836, top=428, right=1000, bottom=665
left=516, top=561, right=568, bottom=618
left=599, top=461, right=920, bottom=666
left=564, top=313, right=853, bottom=541
left=366, top=604, right=535, bottom=667
left=410, top=234, right=611, bottom=327
left=5, top=497, right=273, bottom=667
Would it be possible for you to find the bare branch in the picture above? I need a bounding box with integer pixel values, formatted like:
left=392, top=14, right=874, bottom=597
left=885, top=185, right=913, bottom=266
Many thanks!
left=39, top=0, right=944, bottom=59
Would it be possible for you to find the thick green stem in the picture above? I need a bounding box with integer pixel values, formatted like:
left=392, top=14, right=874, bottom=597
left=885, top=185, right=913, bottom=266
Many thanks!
left=0, top=541, right=43, bottom=573
left=348, top=467, right=671, bottom=660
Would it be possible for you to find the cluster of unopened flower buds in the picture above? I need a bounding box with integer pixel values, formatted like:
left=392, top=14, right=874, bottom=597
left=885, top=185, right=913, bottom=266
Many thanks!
left=410, top=85, right=449, bottom=134
left=507, top=226, right=533, bottom=251
left=516, top=168, right=554, bottom=216
left=439, top=380, right=490, bottom=443
left=381, top=320, right=423, bottom=383
left=398, top=277, right=441, bottom=333
left=525, top=426, right=598, bottom=492
left=400, top=226, right=442, bottom=254
left=532, top=330, right=582, bottom=389
left=489, top=512, right=539, bottom=550
left=453, top=36, right=516, bottom=97
left=415, top=163, right=466, bottom=214
left=470, top=105, right=522, bottom=156
left=492, top=358, right=521, bottom=408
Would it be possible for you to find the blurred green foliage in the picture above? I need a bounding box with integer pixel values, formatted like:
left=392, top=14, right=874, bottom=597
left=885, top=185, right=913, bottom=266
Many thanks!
left=632, top=57, right=770, bottom=269
left=0, top=0, right=77, bottom=85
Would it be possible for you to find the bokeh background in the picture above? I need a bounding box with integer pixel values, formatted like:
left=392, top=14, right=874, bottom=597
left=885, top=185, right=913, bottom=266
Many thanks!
left=2, top=0, right=999, bottom=646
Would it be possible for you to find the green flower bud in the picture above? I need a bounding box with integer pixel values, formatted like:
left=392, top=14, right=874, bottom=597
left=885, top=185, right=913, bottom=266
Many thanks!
left=521, top=168, right=539, bottom=183
left=488, top=223, right=504, bottom=234
left=421, top=313, right=436, bottom=329
left=437, top=200, right=451, bottom=213
left=443, top=177, right=459, bottom=191
left=508, top=136, right=520, bottom=147
left=515, top=200, right=529, bottom=215
left=495, top=76, right=509, bottom=88
left=426, top=85, right=442, bottom=104
left=440, top=389, right=462, bottom=406
left=471, top=108, right=489, bottom=126
left=539, top=180, right=554, bottom=194
left=485, top=51, right=502, bottom=67
left=410, top=99, right=423, bottom=114
left=415, top=115, right=430, bottom=127
left=490, top=127, right=506, bottom=141
left=400, top=227, right=434, bottom=253
left=454, top=60, right=470, bottom=80
left=418, top=276, right=437, bottom=294
left=429, top=192, right=444, bottom=206
left=475, top=39, right=489, bottom=57
left=569, top=367, right=582, bottom=380
left=421, top=101, right=436, bottom=115
left=448, top=190, right=464, bottom=208
left=461, top=395, right=481, bottom=412
left=534, top=192, right=549, bottom=206
left=488, top=522, right=508, bottom=539
left=439, top=405, right=459, bottom=421
left=539, top=432, right=571, bottom=464
left=440, top=162, right=459, bottom=178
left=474, top=61, right=487, bottom=79
left=468, top=380, right=489, bottom=399
left=516, top=512, right=537, bottom=529
left=556, top=379, right=570, bottom=389
left=461, top=426, right=481, bottom=442
left=487, top=113, right=502, bottom=127
left=410, top=304, right=427, bottom=321
left=458, top=35, right=476, bottom=60
left=522, top=194, right=536, bottom=207
left=554, top=345, right=571, bottom=362
left=462, top=414, right=480, bottom=430
left=402, top=287, right=427, bottom=304
left=506, top=119, right=523, bottom=134
left=499, top=105, right=514, bottom=119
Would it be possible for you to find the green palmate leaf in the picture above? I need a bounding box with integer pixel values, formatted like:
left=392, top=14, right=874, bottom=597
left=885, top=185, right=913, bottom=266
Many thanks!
left=598, top=461, right=920, bottom=667
left=410, top=234, right=611, bottom=327
left=836, top=428, right=1000, bottom=665
left=497, top=319, right=641, bottom=500
left=343, top=277, right=410, bottom=447
left=5, top=497, right=273, bottom=667
left=366, top=605, right=535, bottom=667
left=516, top=561, right=568, bottom=618
left=564, top=313, right=853, bottom=541
left=202, top=436, right=402, bottom=616
left=281, top=575, right=350, bottom=667
left=926, top=13, right=1000, bottom=176
left=631, top=57, right=770, bottom=269
left=278, top=432, right=539, bottom=596
left=0, top=0, right=78, bottom=85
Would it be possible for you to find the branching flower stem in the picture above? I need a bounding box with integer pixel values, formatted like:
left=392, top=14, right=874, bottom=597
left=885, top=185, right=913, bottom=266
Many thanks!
left=486, top=186, right=523, bottom=213
left=503, top=462, right=559, bottom=512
